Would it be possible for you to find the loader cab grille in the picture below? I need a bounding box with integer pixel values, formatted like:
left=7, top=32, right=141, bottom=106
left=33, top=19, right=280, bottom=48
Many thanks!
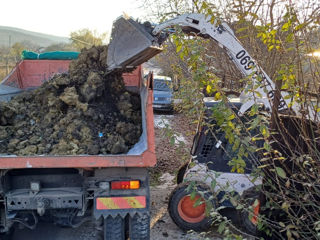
left=193, top=128, right=228, bottom=171
left=200, top=134, right=215, bottom=158
left=191, top=100, right=260, bottom=174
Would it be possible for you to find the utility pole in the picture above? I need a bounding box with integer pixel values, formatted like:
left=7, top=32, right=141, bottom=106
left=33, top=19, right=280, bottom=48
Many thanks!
left=6, top=35, right=12, bottom=75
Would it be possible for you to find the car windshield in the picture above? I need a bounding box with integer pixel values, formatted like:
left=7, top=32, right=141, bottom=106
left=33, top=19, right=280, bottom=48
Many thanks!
left=153, top=79, right=172, bottom=91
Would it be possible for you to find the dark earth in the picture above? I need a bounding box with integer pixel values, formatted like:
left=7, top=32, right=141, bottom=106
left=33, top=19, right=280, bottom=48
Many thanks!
left=0, top=46, right=142, bottom=155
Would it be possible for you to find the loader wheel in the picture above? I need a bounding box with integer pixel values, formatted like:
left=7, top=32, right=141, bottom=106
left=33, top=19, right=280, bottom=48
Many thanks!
left=0, top=228, right=14, bottom=240
left=129, top=213, right=150, bottom=240
left=240, top=187, right=260, bottom=236
left=104, top=215, right=125, bottom=240
left=177, top=162, right=189, bottom=184
left=168, top=182, right=215, bottom=232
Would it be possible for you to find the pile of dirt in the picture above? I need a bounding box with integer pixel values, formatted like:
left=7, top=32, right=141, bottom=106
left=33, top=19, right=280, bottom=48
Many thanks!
left=0, top=46, right=142, bottom=155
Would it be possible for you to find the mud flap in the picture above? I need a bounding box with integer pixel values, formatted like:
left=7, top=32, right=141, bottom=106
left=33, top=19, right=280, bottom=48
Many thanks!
left=107, top=16, right=163, bottom=70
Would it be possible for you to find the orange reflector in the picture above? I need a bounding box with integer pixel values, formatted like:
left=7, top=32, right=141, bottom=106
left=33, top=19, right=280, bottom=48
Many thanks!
left=130, top=180, right=140, bottom=189
left=111, top=180, right=140, bottom=190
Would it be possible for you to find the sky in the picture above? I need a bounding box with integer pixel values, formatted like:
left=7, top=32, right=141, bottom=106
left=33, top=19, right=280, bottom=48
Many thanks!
left=1, top=0, right=145, bottom=37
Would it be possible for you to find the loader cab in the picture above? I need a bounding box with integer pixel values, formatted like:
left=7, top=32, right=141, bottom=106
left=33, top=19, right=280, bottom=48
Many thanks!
left=190, top=98, right=259, bottom=174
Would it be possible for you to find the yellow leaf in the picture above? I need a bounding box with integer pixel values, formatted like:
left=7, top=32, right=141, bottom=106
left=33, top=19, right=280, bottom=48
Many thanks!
left=176, top=44, right=182, bottom=53
left=237, top=168, right=244, bottom=173
left=261, top=127, right=267, bottom=136
left=285, top=180, right=290, bottom=188
left=281, top=201, right=290, bottom=211
left=268, top=45, right=275, bottom=51
left=289, top=74, right=295, bottom=80
left=282, top=22, right=290, bottom=31
left=258, top=164, right=269, bottom=168
left=215, top=92, right=221, bottom=100
left=206, top=85, right=212, bottom=94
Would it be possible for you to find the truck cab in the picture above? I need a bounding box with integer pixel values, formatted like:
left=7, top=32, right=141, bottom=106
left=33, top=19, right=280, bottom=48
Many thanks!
left=152, top=75, right=173, bottom=111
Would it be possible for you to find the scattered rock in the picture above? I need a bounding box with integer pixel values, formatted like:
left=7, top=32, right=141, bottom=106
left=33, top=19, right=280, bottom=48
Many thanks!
left=162, top=232, right=169, bottom=237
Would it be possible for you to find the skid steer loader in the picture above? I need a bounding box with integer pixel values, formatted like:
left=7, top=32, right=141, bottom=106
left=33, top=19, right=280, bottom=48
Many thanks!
left=107, top=14, right=319, bottom=238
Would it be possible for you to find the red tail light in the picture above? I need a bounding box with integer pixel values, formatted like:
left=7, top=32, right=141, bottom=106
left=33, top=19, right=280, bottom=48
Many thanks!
left=111, top=180, right=140, bottom=190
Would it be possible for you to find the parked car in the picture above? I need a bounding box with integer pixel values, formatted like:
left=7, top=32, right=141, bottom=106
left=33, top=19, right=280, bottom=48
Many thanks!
left=152, top=75, right=174, bottom=111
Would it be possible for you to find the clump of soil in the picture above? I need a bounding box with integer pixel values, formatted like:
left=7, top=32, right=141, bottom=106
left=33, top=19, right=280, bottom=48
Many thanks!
left=0, top=46, right=142, bottom=155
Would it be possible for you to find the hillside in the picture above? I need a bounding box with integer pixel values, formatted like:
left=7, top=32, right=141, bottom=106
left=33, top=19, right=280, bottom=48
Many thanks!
left=0, top=26, right=69, bottom=47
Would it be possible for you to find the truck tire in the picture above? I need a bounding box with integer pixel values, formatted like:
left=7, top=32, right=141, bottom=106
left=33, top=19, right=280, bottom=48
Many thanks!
left=104, top=215, right=125, bottom=240
left=240, top=187, right=260, bottom=236
left=129, top=213, right=150, bottom=240
left=168, top=182, right=215, bottom=232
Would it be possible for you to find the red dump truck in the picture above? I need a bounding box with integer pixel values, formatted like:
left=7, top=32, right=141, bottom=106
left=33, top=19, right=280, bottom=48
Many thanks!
left=0, top=59, right=156, bottom=240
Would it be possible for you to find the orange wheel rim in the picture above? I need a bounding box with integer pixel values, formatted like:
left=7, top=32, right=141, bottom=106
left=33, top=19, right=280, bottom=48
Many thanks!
left=177, top=195, right=206, bottom=223
left=250, top=200, right=260, bottom=225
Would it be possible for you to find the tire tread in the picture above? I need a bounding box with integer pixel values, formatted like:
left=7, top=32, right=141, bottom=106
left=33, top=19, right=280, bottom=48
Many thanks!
left=104, top=215, right=125, bottom=240
left=129, top=213, right=150, bottom=240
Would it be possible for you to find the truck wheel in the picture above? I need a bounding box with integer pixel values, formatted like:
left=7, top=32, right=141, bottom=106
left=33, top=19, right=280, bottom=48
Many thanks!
left=168, top=182, right=215, bottom=232
left=240, top=187, right=260, bottom=236
left=104, top=215, right=125, bottom=240
left=129, top=213, right=150, bottom=240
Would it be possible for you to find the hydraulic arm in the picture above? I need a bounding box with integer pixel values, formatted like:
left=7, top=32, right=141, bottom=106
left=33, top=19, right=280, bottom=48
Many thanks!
left=107, top=14, right=317, bottom=119
left=152, top=13, right=314, bottom=117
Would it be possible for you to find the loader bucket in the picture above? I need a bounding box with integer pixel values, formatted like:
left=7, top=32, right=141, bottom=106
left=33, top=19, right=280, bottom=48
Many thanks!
left=107, top=16, right=163, bottom=70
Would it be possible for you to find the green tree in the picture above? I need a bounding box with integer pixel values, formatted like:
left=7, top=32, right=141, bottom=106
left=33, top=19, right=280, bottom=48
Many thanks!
left=10, top=42, right=25, bottom=61
left=43, top=43, right=76, bottom=52
left=142, top=0, right=320, bottom=239
left=70, top=29, right=108, bottom=51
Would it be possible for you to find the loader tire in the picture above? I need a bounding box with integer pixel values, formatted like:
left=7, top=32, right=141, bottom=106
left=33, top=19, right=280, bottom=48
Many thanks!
left=104, top=215, right=125, bottom=240
left=240, top=187, right=260, bottom=236
left=0, top=228, right=14, bottom=240
left=129, top=213, right=150, bottom=240
left=168, top=182, right=215, bottom=232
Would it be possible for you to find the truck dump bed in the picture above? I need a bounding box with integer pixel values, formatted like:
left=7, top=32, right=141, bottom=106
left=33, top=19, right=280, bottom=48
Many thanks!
left=0, top=60, right=156, bottom=169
